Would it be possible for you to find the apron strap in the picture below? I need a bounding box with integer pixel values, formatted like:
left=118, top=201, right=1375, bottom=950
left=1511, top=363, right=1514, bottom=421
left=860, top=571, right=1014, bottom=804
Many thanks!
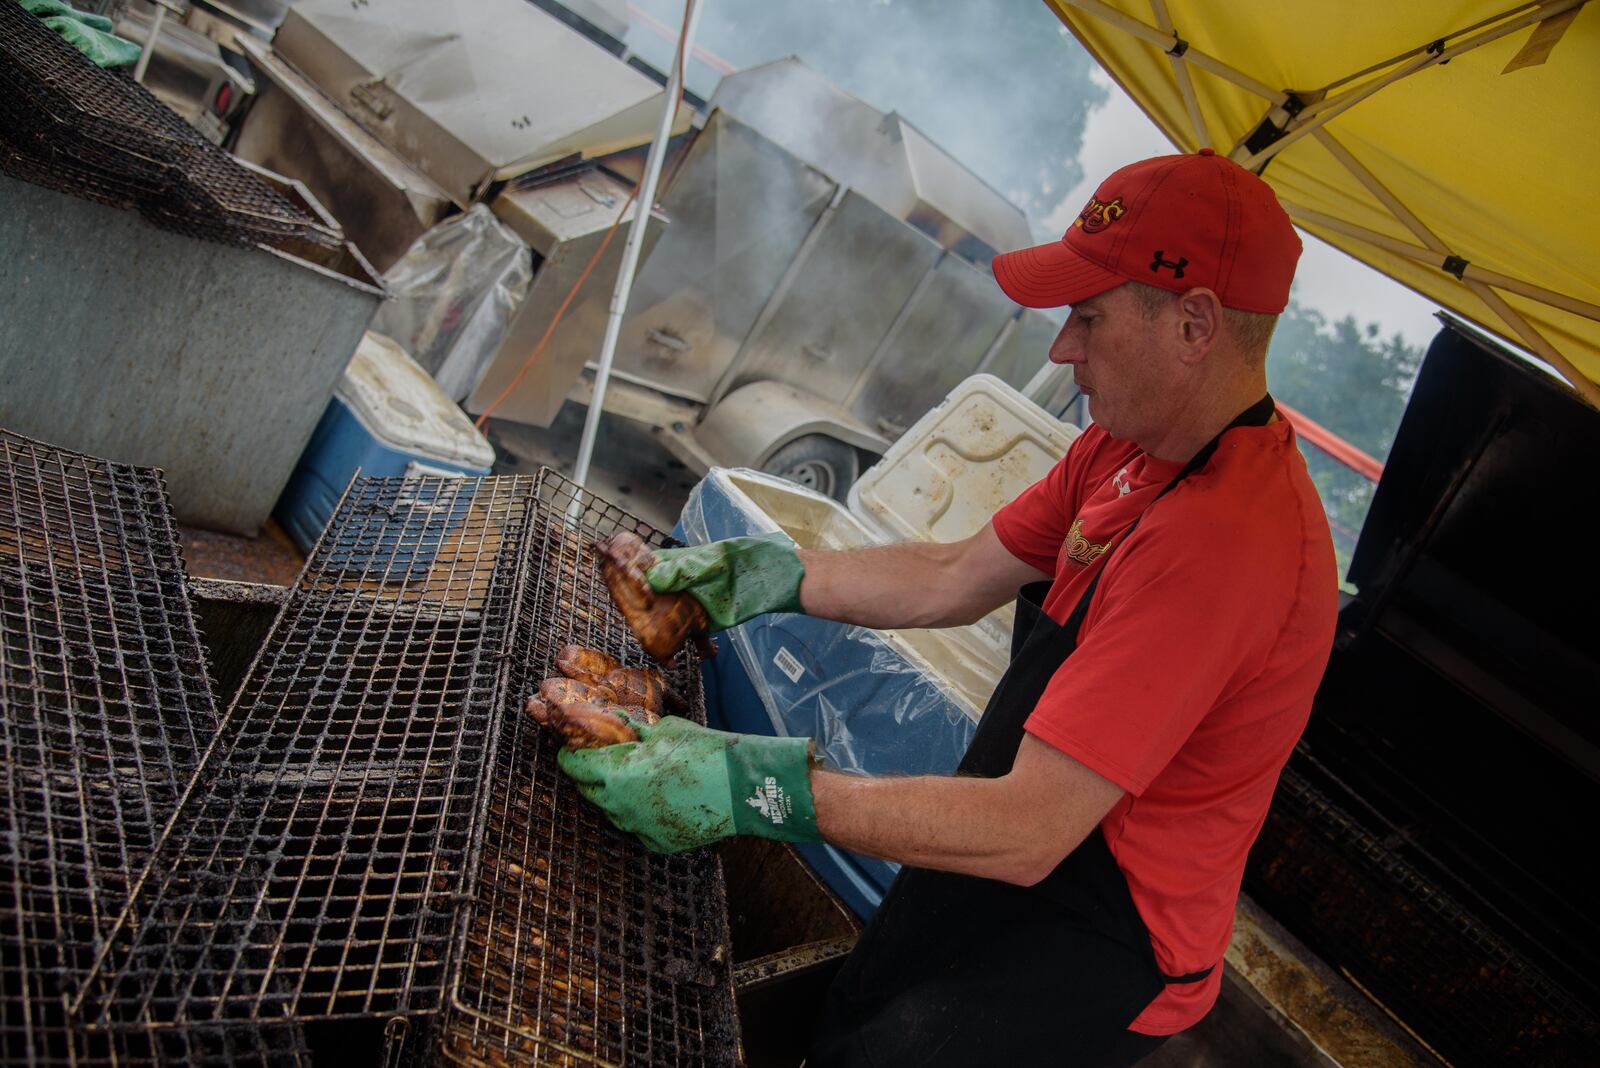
left=1162, top=964, right=1217, bottom=985
left=1058, top=394, right=1274, bottom=988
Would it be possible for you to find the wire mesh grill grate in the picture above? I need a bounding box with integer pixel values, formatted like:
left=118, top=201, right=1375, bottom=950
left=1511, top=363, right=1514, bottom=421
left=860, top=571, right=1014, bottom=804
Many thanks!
left=78, top=474, right=539, bottom=1031
left=0, top=2, right=339, bottom=251
left=439, top=469, right=741, bottom=1067
left=0, top=429, right=307, bottom=1065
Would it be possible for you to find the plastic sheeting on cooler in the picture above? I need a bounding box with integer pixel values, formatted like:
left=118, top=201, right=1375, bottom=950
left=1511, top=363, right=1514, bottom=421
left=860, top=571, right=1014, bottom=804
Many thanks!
left=371, top=204, right=533, bottom=402
left=679, top=468, right=978, bottom=778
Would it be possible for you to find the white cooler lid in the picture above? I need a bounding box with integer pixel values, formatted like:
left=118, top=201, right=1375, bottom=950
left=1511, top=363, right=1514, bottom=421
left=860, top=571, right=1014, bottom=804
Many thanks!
left=336, top=332, right=496, bottom=470
left=847, top=373, right=1079, bottom=544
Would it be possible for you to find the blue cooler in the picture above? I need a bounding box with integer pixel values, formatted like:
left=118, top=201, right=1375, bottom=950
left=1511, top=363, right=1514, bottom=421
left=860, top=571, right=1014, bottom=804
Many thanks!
left=675, top=376, right=1080, bottom=919
left=276, top=332, right=496, bottom=556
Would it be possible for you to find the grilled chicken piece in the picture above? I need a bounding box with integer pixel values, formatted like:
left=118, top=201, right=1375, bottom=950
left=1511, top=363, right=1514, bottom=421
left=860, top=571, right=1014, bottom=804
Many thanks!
left=599, top=666, right=688, bottom=715
left=553, top=700, right=639, bottom=749
left=539, top=676, right=617, bottom=706
left=524, top=695, right=554, bottom=725
left=555, top=644, right=620, bottom=685
left=594, top=533, right=713, bottom=663
left=526, top=689, right=652, bottom=749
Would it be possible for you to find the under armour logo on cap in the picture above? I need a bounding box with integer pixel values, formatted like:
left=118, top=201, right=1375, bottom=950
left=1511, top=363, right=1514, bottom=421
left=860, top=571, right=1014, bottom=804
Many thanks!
left=990, top=150, right=1303, bottom=314
left=1150, top=251, right=1188, bottom=278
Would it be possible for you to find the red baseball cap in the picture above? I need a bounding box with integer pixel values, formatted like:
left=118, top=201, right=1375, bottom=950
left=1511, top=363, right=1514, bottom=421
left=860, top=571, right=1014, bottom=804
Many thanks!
left=993, top=149, right=1301, bottom=314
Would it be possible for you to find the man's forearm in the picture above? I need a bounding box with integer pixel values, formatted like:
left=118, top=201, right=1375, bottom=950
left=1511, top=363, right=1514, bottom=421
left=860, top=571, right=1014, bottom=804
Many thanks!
left=811, top=768, right=1055, bottom=885
left=796, top=526, right=1041, bottom=630
left=809, top=735, right=1123, bottom=887
left=797, top=541, right=973, bottom=629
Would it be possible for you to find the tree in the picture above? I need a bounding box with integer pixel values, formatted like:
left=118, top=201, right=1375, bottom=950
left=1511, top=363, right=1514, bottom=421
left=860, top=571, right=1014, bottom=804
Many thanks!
left=1266, top=301, right=1425, bottom=578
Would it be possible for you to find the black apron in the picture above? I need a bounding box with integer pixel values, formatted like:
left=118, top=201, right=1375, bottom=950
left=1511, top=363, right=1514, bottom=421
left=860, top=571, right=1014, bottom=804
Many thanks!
left=807, top=396, right=1275, bottom=1068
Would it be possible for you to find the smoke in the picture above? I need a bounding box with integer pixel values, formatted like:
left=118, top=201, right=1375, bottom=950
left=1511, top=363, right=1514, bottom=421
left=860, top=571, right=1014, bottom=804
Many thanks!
left=621, top=0, right=1106, bottom=241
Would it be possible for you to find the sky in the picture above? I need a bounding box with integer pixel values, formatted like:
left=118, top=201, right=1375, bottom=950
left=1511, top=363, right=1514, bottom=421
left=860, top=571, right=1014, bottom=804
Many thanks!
left=1046, top=69, right=1443, bottom=349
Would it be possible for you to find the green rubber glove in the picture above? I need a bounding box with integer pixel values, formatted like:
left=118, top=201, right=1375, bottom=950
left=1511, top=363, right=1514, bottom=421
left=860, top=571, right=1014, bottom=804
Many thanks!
left=20, top=0, right=142, bottom=68
left=645, top=533, right=806, bottom=630
left=558, top=716, right=820, bottom=853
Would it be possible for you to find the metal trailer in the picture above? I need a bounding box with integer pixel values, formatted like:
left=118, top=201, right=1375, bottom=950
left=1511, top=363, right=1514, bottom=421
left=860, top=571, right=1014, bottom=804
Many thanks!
left=471, top=57, right=1081, bottom=500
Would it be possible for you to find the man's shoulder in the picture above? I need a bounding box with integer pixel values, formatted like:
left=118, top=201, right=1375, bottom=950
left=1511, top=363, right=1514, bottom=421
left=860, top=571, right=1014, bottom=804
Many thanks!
left=1139, top=424, right=1332, bottom=567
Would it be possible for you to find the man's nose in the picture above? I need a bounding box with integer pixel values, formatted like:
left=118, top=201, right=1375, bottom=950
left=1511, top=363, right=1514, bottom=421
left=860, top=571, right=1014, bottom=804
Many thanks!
left=1048, top=322, right=1083, bottom=365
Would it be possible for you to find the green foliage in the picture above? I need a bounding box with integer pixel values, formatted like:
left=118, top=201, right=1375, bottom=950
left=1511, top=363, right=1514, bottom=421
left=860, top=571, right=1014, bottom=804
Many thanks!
left=1266, top=301, right=1426, bottom=578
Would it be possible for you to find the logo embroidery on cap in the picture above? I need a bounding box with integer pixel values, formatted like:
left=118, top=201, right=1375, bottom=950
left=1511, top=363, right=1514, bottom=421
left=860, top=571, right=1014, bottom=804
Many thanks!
left=1075, top=195, right=1125, bottom=234
left=1150, top=250, right=1188, bottom=278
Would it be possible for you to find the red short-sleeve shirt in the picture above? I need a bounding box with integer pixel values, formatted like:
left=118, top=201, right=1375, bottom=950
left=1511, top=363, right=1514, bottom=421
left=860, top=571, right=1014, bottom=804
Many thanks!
left=991, top=419, right=1337, bottom=1035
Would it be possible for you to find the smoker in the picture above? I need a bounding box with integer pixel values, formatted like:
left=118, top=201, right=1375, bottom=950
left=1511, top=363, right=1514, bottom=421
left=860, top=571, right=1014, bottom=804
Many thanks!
left=2, top=424, right=756, bottom=1064
left=1245, top=317, right=1600, bottom=1067
left=471, top=57, right=1070, bottom=501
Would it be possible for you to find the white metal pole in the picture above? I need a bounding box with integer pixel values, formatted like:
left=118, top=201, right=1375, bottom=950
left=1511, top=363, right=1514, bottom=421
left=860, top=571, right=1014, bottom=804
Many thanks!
left=132, top=2, right=167, bottom=84
left=572, top=0, right=704, bottom=489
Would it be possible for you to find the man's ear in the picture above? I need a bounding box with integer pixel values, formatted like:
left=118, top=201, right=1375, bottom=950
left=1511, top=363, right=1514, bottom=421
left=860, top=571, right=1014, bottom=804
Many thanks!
left=1174, top=288, right=1223, bottom=364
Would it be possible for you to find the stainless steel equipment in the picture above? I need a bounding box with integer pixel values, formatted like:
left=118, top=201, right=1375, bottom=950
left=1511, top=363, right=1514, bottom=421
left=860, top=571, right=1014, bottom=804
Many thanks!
left=465, top=167, right=668, bottom=427
left=0, top=173, right=384, bottom=535
left=112, top=0, right=255, bottom=144
left=271, top=0, right=678, bottom=207
left=475, top=57, right=1066, bottom=499
left=612, top=57, right=1036, bottom=420
left=232, top=34, right=454, bottom=273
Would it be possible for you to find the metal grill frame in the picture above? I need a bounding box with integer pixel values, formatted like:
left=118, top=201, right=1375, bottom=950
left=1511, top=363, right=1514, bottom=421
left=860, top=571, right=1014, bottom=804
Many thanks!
left=0, top=3, right=339, bottom=252
left=439, top=469, right=742, bottom=1068
left=76, top=474, right=539, bottom=1032
left=0, top=430, right=306, bottom=1066
left=1249, top=756, right=1600, bottom=1066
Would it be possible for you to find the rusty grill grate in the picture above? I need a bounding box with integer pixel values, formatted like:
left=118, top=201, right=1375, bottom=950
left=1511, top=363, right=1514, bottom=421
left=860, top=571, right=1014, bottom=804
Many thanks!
left=77, top=475, right=539, bottom=1033
left=1249, top=757, right=1600, bottom=1067
left=439, top=469, right=741, bottom=1067
left=0, top=2, right=339, bottom=251
left=0, top=430, right=307, bottom=1065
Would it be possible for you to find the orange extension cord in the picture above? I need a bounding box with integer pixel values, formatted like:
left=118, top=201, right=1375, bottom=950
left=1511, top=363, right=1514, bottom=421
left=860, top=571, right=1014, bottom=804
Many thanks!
left=474, top=0, right=696, bottom=431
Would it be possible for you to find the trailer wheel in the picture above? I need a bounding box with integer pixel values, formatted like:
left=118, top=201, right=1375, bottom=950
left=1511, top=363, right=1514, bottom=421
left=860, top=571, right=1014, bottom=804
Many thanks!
left=762, top=435, right=859, bottom=502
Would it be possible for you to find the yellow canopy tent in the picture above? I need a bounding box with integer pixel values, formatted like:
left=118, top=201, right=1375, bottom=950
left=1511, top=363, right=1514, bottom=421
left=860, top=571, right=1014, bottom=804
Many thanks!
left=1044, top=0, right=1600, bottom=409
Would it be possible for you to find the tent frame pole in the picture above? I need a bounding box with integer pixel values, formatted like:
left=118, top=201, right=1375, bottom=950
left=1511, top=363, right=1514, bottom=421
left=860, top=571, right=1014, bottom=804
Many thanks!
left=1283, top=203, right=1600, bottom=325
left=1050, top=0, right=1286, bottom=104
left=1284, top=201, right=1600, bottom=406
left=1234, top=0, right=1588, bottom=171
left=1147, top=0, right=1210, bottom=148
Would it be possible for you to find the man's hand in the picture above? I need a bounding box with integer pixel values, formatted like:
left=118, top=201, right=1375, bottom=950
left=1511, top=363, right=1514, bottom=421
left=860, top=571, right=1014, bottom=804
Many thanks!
left=557, top=717, right=820, bottom=853
left=645, top=534, right=806, bottom=630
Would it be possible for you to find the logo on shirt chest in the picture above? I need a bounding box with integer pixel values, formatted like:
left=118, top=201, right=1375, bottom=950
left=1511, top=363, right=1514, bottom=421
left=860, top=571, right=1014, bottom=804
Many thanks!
left=1063, top=518, right=1113, bottom=568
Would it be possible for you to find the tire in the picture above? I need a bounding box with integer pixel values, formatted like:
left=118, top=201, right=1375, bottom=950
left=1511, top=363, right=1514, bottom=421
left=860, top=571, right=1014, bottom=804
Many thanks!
left=761, top=434, right=860, bottom=502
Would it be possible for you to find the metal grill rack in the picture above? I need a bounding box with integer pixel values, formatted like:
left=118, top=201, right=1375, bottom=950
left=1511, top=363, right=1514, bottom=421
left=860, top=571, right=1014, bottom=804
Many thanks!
left=439, top=469, right=741, bottom=1067
left=77, top=475, right=538, bottom=1034
left=0, top=2, right=339, bottom=251
left=1249, top=757, right=1600, bottom=1067
left=0, top=430, right=306, bottom=1065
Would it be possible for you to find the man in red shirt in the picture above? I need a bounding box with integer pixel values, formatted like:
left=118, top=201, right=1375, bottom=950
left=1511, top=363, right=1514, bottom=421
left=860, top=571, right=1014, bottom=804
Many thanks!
left=561, top=150, right=1338, bottom=1065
